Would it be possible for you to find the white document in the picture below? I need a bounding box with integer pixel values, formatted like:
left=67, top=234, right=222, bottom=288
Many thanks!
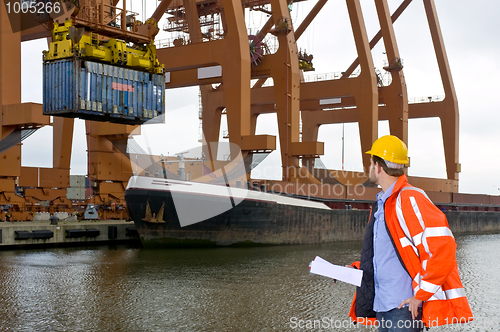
left=309, top=256, right=363, bottom=287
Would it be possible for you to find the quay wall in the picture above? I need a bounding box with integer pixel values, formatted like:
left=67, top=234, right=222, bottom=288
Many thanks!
left=0, top=220, right=140, bottom=249
left=445, top=211, right=500, bottom=235
left=279, top=210, right=500, bottom=244
left=314, top=210, right=500, bottom=243
left=309, top=210, right=500, bottom=243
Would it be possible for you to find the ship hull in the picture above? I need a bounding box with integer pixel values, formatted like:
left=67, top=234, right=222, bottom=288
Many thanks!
left=125, top=176, right=500, bottom=247
left=124, top=177, right=370, bottom=247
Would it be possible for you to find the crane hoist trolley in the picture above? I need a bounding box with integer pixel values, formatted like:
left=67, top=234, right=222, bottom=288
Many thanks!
left=43, top=20, right=165, bottom=125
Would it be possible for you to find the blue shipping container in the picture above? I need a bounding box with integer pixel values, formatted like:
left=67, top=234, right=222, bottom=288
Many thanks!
left=43, top=59, right=165, bottom=125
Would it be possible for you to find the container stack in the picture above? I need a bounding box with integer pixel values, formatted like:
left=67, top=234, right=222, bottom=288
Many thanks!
left=67, top=175, right=87, bottom=200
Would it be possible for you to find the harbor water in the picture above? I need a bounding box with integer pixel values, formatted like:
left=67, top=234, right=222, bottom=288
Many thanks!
left=0, top=234, right=499, bottom=331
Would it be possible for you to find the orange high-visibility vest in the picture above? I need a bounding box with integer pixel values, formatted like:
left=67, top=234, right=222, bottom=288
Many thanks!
left=350, top=175, right=473, bottom=327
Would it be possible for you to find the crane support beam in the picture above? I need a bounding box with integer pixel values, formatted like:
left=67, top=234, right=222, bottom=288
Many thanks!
left=301, top=101, right=450, bottom=124
left=86, top=121, right=137, bottom=205
left=344, top=0, right=378, bottom=171
left=424, top=0, right=459, bottom=181
left=0, top=3, right=22, bottom=181
left=184, top=0, right=204, bottom=44
left=268, top=0, right=302, bottom=175
left=342, top=0, right=413, bottom=78
left=158, top=40, right=224, bottom=71
left=166, top=69, right=223, bottom=88
left=256, top=16, right=276, bottom=42
left=53, top=118, right=74, bottom=170
left=202, top=76, right=441, bottom=116
left=294, top=0, right=328, bottom=41
left=21, top=24, right=51, bottom=42
left=375, top=0, right=408, bottom=144
left=151, top=0, right=175, bottom=23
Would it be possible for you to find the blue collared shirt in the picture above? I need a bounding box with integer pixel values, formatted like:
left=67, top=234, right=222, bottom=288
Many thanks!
left=373, top=181, right=413, bottom=312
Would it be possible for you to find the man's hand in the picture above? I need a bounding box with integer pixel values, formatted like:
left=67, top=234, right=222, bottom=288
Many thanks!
left=398, top=296, right=422, bottom=320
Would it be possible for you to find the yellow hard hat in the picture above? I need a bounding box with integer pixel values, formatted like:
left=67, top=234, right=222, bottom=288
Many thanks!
left=365, top=135, right=409, bottom=165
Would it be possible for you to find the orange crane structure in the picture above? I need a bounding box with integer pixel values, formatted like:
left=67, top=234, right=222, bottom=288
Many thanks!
left=0, top=0, right=461, bottom=220
left=162, top=0, right=458, bottom=191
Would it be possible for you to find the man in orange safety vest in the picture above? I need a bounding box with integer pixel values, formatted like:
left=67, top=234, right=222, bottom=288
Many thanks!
left=348, top=135, right=473, bottom=331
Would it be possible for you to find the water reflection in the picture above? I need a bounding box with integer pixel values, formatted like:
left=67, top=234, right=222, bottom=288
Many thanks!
left=0, top=249, right=138, bottom=332
left=0, top=235, right=498, bottom=331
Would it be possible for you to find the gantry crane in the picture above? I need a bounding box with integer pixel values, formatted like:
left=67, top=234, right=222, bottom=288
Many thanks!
left=0, top=0, right=460, bottom=220
left=156, top=0, right=459, bottom=191
left=0, top=0, right=167, bottom=220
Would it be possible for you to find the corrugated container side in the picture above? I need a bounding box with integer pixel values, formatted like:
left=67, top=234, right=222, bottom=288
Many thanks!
left=488, top=195, right=500, bottom=205
left=43, top=59, right=165, bottom=125
left=70, top=175, right=86, bottom=188
left=452, top=193, right=490, bottom=205
left=347, top=186, right=378, bottom=201
left=66, top=187, right=86, bottom=200
left=426, top=191, right=452, bottom=204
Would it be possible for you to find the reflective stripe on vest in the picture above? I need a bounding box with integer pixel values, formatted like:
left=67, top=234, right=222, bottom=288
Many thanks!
left=428, top=287, right=466, bottom=301
left=400, top=237, right=419, bottom=256
left=413, top=273, right=442, bottom=295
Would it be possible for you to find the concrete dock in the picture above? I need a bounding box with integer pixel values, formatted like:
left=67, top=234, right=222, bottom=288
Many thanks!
left=0, top=220, right=140, bottom=249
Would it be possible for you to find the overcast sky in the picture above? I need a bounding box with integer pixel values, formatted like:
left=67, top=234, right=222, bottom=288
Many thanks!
left=19, top=0, right=500, bottom=195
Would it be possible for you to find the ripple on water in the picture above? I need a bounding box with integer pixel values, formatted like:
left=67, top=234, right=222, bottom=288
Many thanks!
left=0, top=236, right=497, bottom=331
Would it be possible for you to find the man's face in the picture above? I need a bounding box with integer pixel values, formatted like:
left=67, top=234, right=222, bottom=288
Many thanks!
left=368, top=157, right=379, bottom=185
